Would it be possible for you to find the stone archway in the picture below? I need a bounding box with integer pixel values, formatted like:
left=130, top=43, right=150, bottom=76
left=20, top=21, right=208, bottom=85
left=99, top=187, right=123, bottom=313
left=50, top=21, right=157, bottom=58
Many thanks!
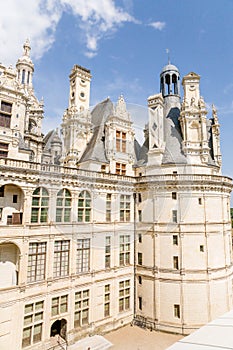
left=0, top=184, right=24, bottom=225
left=50, top=319, right=67, bottom=340
left=0, top=242, right=20, bottom=288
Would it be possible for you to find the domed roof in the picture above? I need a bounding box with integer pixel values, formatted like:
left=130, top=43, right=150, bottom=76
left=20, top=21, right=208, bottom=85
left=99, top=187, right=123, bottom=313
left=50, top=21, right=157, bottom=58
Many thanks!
left=16, top=39, right=33, bottom=67
left=161, top=63, right=179, bottom=74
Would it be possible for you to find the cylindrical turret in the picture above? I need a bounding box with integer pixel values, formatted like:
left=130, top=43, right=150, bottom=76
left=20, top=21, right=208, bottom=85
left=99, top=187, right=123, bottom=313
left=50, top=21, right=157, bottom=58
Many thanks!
left=160, top=63, right=180, bottom=97
left=16, top=39, right=34, bottom=88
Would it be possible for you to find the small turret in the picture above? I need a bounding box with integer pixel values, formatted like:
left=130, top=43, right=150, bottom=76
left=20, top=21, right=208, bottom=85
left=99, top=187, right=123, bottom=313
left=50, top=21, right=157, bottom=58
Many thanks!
left=160, top=63, right=180, bottom=97
left=16, top=39, right=34, bottom=88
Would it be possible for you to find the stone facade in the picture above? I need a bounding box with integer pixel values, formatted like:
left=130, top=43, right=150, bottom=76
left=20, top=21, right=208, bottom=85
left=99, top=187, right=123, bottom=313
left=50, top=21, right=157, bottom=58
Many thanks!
left=0, top=42, right=232, bottom=350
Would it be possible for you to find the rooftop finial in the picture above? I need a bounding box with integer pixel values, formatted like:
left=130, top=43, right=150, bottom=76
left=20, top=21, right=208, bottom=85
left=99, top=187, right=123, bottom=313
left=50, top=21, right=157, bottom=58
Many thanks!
left=166, top=48, right=170, bottom=65
left=23, top=39, right=31, bottom=57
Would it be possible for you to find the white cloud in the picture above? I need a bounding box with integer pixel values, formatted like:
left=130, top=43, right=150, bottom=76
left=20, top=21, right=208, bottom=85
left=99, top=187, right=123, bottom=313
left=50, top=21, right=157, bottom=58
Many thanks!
left=148, top=21, right=166, bottom=31
left=0, top=0, right=136, bottom=65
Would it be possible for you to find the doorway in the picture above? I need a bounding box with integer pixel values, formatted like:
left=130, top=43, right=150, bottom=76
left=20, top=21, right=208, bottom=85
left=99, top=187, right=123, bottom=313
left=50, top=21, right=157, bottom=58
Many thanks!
left=50, top=319, right=67, bottom=340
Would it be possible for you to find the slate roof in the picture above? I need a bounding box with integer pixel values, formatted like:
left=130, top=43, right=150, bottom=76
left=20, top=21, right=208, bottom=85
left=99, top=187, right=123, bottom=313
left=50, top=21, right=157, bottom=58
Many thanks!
left=162, top=98, right=187, bottom=165
left=79, top=98, right=114, bottom=163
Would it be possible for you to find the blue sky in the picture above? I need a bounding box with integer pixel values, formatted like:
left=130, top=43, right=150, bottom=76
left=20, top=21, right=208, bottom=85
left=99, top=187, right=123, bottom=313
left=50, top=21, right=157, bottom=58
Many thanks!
left=1, top=0, right=233, bottom=180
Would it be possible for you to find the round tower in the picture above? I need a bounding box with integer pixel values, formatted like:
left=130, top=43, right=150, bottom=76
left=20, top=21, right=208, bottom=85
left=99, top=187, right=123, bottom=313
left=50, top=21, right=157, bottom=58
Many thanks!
left=16, top=39, right=34, bottom=88
left=160, top=63, right=180, bottom=97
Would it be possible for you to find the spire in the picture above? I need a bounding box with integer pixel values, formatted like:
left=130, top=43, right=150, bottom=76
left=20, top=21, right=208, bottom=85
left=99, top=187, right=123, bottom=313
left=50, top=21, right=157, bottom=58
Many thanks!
left=166, top=48, right=170, bottom=65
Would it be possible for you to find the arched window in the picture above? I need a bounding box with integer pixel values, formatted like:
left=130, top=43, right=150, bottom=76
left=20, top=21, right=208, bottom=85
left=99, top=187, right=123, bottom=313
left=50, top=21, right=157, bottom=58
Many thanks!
left=56, top=189, right=71, bottom=222
left=22, top=69, right=25, bottom=84
left=31, top=187, right=49, bottom=223
left=78, top=191, right=91, bottom=222
left=172, top=74, right=178, bottom=94
left=165, top=74, right=170, bottom=95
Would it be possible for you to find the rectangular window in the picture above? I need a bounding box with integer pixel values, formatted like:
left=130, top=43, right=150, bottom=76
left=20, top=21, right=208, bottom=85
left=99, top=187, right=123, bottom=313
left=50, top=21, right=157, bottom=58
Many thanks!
left=173, top=256, right=179, bottom=269
left=104, top=284, right=110, bottom=317
left=27, top=242, right=47, bottom=282
left=116, top=162, right=126, bottom=175
left=119, top=280, right=130, bottom=312
left=106, top=193, right=112, bottom=222
left=74, top=289, right=89, bottom=328
left=116, top=130, right=126, bottom=153
left=172, top=210, right=177, bottom=223
left=51, top=295, right=68, bottom=316
left=172, top=192, right=177, bottom=200
left=138, top=296, right=142, bottom=310
left=53, top=240, right=70, bottom=277
left=120, top=195, right=130, bottom=222
left=138, top=210, right=142, bottom=222
left=22, top=301, right=44, bottom=348
left=119, top=235, right=130, bottom=266
left=0, top=143, right=8, bottom=158
left=138, top=193, right=142, bottom=203
left=105, top=236, right=111, bottom=268
left=174, top=304, right=180, bottom=318
left=1, top=101, right=12, bottom=113
left=138, top=233, right=142, bottom=243
left=0, top=101, right=12, bottom=128
left=101, top=164, right=106, bottom=172
left=76, top=239, right=90, bottom=273
left=13, top=194, right=18, bottom=203
left=198, top=198, right=202, bottom=205
left=173, top=235, right=178, bottom=245
left=138, top=252, right=143, bottom=266
left=200, top=245, right=204, bottom=252
left=0, top=185, right=4, bottom=197
left=138, top=276, right=142, bottom=284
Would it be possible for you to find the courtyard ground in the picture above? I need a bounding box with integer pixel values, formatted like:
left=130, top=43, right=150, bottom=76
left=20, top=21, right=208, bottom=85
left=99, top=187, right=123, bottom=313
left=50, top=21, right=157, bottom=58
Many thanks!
left=104, top=324, right=184, bottom=350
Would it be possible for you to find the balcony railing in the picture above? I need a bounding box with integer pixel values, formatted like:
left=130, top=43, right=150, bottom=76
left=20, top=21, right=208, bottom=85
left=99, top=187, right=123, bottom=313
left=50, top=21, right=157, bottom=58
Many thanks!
left=0, top=157, right=232, bottom=186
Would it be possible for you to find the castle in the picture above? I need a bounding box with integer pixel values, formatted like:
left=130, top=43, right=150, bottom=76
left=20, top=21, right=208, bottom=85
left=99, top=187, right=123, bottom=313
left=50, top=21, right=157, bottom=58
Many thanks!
left=0, top=40, right=232, bottom=350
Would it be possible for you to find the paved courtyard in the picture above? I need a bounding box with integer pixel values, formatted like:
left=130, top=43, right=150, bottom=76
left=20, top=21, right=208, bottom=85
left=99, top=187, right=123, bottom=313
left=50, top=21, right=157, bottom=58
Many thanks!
left=104, top=325, right=183, bottom=350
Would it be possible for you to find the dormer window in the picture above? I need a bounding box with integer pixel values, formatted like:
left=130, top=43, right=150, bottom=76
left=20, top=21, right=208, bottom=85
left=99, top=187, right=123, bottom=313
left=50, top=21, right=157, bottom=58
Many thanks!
left=116, top=130, right=126, bottom=152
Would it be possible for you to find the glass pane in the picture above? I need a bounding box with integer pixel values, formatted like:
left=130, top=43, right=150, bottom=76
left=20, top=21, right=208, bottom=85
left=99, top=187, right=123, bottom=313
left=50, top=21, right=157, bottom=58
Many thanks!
left=56, top=198, right=63, bottom=206
left=56, top=208, right=62, bottom=222
left=32, top=197, right=39, bottom=206
left=41, top=197, right=48, bottom=206
left=40, top=208, right=48, bottom=222
left=57, top=189, right=63, bottom=197
left=64, top=208, right=71, bottom=222
left=22, top=327, right=32, bottom=347
left=52, top=297, right=59, bottom=306
left=34, top=312, right=43, bottom=321
left=83, top=290, right=89, bottom=298
left=25, top=304, right=33, bottom=314
left=33, top=188, right=40, bottom=196
left=52, top=305, right=58, bottom=316
left=65, top=198, right=71, bottom=206
left=33, top=324, right=42, bottom=343
left=41, top=188, right=48, bottom=196
left=65, top=189, right=71, bottom=197
left=125, top=296, right=130, bottom=309
left=24, top=315, right=33, bottom=325
left=75, top=292, right=81, bottom=300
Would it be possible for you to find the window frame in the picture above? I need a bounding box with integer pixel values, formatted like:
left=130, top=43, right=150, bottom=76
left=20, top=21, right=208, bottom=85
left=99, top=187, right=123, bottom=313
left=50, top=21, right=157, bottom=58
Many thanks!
left=53, top=240, right=70, bottom=277
left=56, top=188, right=72, bottom=223
left=78, top=190, right=91, bottom=222
left=27, top=242, right=47, bottom=283
left=76, top=238, right=90, bottom=273
left=31, top=187, right=49, bottom=224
